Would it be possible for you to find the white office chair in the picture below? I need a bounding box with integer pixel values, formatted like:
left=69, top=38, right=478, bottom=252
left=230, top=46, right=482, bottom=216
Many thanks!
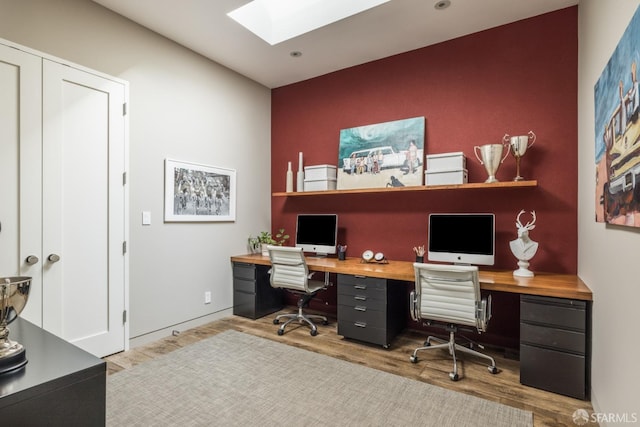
left=267, top=246, right=329, bottom=336
left=410, top=263, right=498, bottom=381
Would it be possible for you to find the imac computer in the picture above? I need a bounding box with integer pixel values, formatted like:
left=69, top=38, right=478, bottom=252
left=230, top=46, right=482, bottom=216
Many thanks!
left=427, top=213, right=495, bottom=266
left=295, top=214, right=338, bottom=257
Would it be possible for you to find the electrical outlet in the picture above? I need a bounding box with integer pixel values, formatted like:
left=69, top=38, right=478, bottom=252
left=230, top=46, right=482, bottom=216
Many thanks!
left=204, top=291, right=211, bottom=304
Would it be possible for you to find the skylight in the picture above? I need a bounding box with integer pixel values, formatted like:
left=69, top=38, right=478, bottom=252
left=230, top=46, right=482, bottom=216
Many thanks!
left=227, top=0, right=390, bottom=45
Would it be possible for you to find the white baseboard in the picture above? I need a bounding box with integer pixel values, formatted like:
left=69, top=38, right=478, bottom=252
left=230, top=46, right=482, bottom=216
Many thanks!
left=128, top=308, right=233, bottom=349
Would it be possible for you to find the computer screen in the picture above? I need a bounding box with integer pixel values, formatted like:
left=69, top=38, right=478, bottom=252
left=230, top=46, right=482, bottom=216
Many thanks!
left=427, top=213, right=495, bottom=266
left=295, top=214, right=338, bottom=256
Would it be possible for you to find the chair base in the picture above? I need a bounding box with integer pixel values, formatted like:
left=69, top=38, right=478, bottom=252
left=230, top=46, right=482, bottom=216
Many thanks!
left=410, top=331, right=498, bottom=381
left=274, top=298, right=328, bottom=336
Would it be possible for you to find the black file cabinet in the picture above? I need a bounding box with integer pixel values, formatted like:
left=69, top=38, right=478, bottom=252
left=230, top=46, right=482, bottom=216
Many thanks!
left=520, top=295, right=591, bottom=400
left=233, top=262, right=283, bottom=319
left=337, top=274, right=407, bottom=348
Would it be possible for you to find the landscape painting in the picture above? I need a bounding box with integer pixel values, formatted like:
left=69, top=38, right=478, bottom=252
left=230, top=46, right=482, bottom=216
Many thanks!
left=337, top=117, right=425, bottom=190
left=594, top=5, right=640, bottom=227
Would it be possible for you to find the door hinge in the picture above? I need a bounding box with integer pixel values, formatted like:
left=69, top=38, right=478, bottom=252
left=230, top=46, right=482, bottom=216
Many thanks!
left=122, top=310, right=127, bottom=324
left=122, top=241, right=127, bottom=255
left=122, top=171, right=127, bottom=185
left=123, top=102, right=127, bottom=116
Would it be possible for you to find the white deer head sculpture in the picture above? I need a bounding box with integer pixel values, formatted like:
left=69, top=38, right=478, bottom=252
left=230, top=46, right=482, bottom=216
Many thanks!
left=516, top=210, right=536, bottom=239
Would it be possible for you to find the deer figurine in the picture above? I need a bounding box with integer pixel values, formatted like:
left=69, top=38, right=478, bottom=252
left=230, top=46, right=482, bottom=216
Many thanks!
left=509, top=210, right=539, bottom=277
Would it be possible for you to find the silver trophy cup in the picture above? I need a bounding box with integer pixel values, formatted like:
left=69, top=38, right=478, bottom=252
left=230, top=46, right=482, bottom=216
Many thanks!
left=504, top=131, right=536, bottom=181
left=0, top=276, right=31, bottom=374
left=474, top=143, right=509, bottom=183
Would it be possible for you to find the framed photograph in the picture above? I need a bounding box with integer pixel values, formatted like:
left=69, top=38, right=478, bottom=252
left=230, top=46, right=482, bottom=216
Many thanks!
left=164, top=159, right=236, bottom=222
left=337, top=117, right=425, bottom=190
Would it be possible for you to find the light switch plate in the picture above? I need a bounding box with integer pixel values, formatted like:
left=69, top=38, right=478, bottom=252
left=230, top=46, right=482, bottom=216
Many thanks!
left=142, top=211, right=151, bottom=225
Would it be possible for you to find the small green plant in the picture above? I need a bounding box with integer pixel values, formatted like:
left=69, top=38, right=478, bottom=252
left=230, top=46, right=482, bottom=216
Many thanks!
left=248, top=228, right=289, bottom=253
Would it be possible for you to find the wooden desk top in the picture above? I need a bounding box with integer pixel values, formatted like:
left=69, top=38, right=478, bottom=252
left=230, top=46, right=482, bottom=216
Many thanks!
left=231, top=253, right=593, bottom=301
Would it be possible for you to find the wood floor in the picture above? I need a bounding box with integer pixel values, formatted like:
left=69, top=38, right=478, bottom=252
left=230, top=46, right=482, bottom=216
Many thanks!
left=105, top=310, right=595, bottom=427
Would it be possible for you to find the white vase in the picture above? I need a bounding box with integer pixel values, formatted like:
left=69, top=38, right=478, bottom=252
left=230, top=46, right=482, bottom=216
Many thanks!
left=261, top=243, right=270, bottom=257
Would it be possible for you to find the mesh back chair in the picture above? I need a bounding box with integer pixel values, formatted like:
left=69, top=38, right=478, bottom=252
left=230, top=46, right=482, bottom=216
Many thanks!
left=410, top=263, right=498, bottom=381
left=267, top=246, right=329, bottom=336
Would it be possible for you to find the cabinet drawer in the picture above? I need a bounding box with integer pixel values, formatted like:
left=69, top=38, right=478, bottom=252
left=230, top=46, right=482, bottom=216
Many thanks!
left=337, top=293, right=386, bottom=311
left=233, top=278, right=256, bottom=294
left=337, top=321, right=389, bottom=347
left=233, top=290, right=257, bottom=319
left=338, top=274, right=386, bottom=290
left=233, top=263, right=256, bottom=280
left=338, top=304, right=386, bottom=328
left=520, top=343, right=586, bottom=399
left=521, top=297, right=586, bottom=331
left=520, top=322, right=585, bottom=354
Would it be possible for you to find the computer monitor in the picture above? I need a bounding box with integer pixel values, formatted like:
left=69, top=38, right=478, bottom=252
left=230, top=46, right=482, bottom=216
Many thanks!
left=295, top=214, right=338, bottom=257
left=427, top=213, right=495, bottom=266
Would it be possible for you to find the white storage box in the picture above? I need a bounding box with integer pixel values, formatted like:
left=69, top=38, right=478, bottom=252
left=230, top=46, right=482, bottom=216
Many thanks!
left=426, top=152, right=466, bottom=171
left=304, top=178, right=337, bottom=191
left=425, top=169, right=468, bottom=186
left=304, top=164, right=337, bottom=180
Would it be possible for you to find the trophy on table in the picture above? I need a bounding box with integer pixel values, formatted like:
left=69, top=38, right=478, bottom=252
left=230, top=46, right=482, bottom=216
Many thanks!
left=474, top=143, right=509, bottom=183
left=503, top=131, right=536, bottom=181
left=0, top=276, right=32, bottom=374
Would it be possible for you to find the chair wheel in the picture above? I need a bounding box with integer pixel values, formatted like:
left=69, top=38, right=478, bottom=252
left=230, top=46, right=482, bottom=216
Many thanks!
left=449, top=372, right=459, bottom=381
left=410, top=355, right=418, bottom=363
left=488, top=366, right=498, bottom=374
left=310, top=329, right=318, bottom=336
left=322, top=320, right=329, bottom=325
left=423, top=341, right=431, bottom=347
left=273, top=319, right=280, bottom=325
left=277, top=329, right=284, bottom=336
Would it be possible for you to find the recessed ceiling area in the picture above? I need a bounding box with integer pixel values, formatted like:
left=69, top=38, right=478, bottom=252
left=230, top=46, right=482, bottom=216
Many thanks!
left=91, top=0, right=577, bottom=88
left=227, top=0, right=390, bottom=45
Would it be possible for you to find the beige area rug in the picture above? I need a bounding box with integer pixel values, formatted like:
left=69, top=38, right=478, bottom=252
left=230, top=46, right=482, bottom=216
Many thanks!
left=107, top=330, right=532, bottom=426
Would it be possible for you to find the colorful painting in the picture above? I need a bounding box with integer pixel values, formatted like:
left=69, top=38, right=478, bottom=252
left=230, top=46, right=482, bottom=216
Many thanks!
left=164, top=159, right=236, bottom=222
left=594, top=5, right=640, bottom=227
left=337, top=117, right=425, bottom=190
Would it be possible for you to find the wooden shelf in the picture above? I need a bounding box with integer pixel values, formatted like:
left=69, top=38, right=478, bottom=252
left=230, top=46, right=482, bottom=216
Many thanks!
left=272, top=180, right=537, bottom=197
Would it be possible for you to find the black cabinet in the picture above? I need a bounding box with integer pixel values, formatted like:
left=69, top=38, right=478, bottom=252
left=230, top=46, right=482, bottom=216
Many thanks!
left=337, top=274, right=407, bottom=348
left=520, top=295, right=591, bottom=400
left=233, top=262, right=283, bottom=319
left=0, top=318, right=106, bottom=425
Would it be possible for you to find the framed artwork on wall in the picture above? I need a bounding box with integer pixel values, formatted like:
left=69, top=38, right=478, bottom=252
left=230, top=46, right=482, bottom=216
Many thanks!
left=164, top=159, right=236, bottom=222
left=594, top=5, right=640, bottom=227
left=337, top=116, right=425, bottom=190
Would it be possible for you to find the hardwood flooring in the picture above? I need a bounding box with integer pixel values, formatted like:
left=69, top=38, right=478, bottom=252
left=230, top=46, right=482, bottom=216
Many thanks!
left=105, top=310, right=595, bottom=427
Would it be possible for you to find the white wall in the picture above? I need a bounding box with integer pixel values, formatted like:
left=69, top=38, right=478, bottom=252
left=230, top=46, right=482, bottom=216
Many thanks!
left=0, top=0, right=272, bottom=340
left=578, top=0, right=640, bottom=423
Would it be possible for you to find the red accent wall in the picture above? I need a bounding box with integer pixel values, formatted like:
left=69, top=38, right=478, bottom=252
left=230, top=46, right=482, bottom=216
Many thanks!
left=271, top=7, right=578, bottom=278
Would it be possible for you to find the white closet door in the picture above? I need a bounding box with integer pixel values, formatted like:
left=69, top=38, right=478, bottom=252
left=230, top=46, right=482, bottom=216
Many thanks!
left=0, top=44, right=43, bottom=325
left=42, top=59, right=126, bottom=357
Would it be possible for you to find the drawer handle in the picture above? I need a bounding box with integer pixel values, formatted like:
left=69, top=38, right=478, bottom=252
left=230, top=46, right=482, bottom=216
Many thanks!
left=355, top=306, right=367, bottom=312
left=354, top=322, right=367, bottom=328
left=354, top=296, right=367, bottom=301
left=354, top=285, right=367, bottom=290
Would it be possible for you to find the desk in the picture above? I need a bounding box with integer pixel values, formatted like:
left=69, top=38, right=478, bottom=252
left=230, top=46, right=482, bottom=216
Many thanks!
left=0, top=318, right=106, bottom=424
left=230, top=254, right=592, bottom=301
left=231, top=253, right=592, bottom=399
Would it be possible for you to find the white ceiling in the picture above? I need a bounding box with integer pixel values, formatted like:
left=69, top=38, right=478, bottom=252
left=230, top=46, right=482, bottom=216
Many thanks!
left=91, top=0, right=577, bottom=89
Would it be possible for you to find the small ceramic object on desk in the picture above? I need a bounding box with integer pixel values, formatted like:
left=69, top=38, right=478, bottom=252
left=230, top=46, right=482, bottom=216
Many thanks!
left=510, top=210, right=539, bottom=277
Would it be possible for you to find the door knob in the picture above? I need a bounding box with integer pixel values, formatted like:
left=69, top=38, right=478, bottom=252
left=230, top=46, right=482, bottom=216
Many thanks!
left=25, top=255, right=39, bottom=265
left=47, top=254, right=61, bottom=263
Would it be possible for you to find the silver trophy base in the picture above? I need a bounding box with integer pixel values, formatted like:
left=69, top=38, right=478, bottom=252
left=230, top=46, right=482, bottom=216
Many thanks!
left=485, top=176, right=499, bottom=183
left=0, top=340, right=28, bottom=375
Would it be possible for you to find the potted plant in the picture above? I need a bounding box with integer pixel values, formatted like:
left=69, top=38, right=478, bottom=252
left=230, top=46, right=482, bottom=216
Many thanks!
left=248, top=228, right=289, bottom=256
